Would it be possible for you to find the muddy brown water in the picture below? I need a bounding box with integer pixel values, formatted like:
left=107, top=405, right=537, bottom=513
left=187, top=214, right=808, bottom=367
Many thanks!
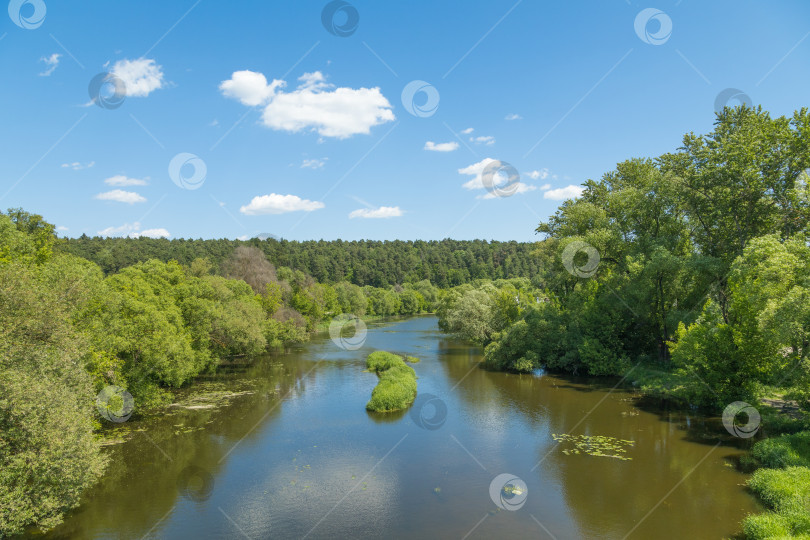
left=36, top=315, right=760, bottom=539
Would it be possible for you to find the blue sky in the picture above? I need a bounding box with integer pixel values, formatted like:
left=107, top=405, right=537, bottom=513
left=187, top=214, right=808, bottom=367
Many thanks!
left=1, top=0, right=809, bottom=242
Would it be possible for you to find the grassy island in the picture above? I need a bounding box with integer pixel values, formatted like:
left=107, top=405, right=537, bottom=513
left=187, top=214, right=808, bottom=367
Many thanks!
left=365, top=351, right=418, bottom=412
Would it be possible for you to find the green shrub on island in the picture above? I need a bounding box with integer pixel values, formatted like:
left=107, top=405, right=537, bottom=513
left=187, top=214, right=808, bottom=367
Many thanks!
left=365, top=351, right=418, bottom=412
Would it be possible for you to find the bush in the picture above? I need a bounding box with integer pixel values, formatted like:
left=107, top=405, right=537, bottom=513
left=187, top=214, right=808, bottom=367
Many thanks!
left=365, top=351, right=417, bottom=412
left=750, top=432, right=810, bottom=469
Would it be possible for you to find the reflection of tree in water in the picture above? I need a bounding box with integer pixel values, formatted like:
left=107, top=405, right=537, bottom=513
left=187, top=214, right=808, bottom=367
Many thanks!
left=41, top=351, right=317, bottom=539
left=435, top=336, right=759, bottom=539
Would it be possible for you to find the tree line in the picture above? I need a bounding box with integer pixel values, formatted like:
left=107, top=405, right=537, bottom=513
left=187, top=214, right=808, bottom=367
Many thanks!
left=60, top=237, right=541, bottom=288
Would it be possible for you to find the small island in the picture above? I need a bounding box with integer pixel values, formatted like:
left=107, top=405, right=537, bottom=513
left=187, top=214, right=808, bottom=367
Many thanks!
left=365, top=351, right=418, bottom=412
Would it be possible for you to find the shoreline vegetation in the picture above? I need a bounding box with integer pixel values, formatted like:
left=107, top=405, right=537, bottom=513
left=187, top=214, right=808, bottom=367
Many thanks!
left=364, top=351, right=418, bottom=412
left=434, top=106, right=810, bottom=538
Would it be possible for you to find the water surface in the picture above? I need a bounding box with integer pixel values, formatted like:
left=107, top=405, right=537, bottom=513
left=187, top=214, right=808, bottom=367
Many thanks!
left=40, top=316, right=759, bottom=539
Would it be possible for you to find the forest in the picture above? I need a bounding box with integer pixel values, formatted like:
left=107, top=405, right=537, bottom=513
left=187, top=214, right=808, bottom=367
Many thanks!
left=61, top=237, right=541, bottom=288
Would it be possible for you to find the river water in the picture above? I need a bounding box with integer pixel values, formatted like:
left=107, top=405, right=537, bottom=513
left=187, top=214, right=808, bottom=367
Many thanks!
left=41, top=315, right=760, bottom=539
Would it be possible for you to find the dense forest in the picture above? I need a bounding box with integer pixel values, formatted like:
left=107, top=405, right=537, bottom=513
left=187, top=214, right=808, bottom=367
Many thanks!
left=60, top=237, right=541, bottom=288
left=436, top=106, right=810, bottom=538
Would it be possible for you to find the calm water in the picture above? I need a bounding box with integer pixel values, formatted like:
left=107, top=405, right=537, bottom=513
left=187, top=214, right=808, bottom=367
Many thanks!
left=39, top=316, right=759, bottom=539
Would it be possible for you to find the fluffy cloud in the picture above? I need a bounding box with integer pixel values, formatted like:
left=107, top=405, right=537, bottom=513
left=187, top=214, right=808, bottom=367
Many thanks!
left=97, top=222, right=169, bottom=238
left=220, top=70, right=394, bottom=139
left=505, top=113, right=522, bottom=120
left=301, top=158, right=327, bottom=169
left=424, top=141, right=459, bottom=152
left=104, top=175, right=148, bottom=186
left=544, top=185, right=584, bottom=200
left=471, top=135, right=495, bottom=145
left=219, top=70, right=283, bottom=106
left=240, top=193, right=325, bottom=215
left=39, top=53, right=60, bottom=76
left=111, top=58, right=164, bottom=97
left=94, top=189, right=146, bottom=204
left=460, top=127, right=474, bottom=134
left=349, top=206, right=403, bottom=219
left=62, top=161, right=95, bottom=170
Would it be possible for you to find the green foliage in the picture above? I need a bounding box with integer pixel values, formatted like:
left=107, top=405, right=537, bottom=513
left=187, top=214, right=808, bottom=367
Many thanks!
left=0, top=213, right=107, bottom=536
left=744, top=467, right=810, bottom=538
left=750, top=432, right=810, bottom=470
left=365, top=351, right=418, bottom=412
left=60, top=237, right=542, bottom=287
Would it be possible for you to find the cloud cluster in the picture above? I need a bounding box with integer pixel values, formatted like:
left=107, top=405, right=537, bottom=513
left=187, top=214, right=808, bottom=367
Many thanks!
left=220, top=71, right=395, bottom=139
left=240, top=193, right=325, bottom=215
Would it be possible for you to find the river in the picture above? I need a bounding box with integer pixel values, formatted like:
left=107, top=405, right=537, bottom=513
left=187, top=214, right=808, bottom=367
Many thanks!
left=40, top=315, right=760, bottom=539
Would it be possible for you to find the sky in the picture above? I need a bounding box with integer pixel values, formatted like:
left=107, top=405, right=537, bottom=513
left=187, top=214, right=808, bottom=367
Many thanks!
left=1, top=0, right=809, bottom=242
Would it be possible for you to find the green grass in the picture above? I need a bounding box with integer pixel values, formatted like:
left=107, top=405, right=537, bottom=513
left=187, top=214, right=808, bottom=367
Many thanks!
left=749, top=432, right=810, bottom=470
left=365, top=351, right=417, bottom=412
left=744, top=466, right=810, bottom=539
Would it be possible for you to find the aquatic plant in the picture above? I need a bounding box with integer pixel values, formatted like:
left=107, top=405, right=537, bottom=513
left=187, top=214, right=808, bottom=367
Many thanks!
left=552, top=433, right=635, bottom=460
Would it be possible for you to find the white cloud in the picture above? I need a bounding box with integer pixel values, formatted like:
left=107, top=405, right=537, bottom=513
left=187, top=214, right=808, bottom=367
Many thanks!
left=471, top=135, right=495, bottom=145
left=459, top=158, right=499, bottom=190
left=94, top=189, right=146, bottom=204
left=349, top=206, right=403, bottom=219
left=220, top=70, right=394, bottom=139
left=540, top=183, right=551, bottom=190
left=219, top=70, right=282, bottom=106
left=544, top=185, right=584, bottom=200
left=97, top=222, right=169, bottom=238
left=424, top=141, right=459, bottom=152
left=460, top=127, right=474, bottom=135
left=111, top=58, right=164, bottom=97
left=39, top=53, right=61, bottom=76
left=527, top=169, right=549, bottom=180
left=301, top=158, right=327, bottom=169
left=505, top=113, right=522, bottom=120
left=56, top=226, right=68, bottom=232
left=140, top=228, right=170, bottom=238
left=104, top=175, right=148, bottom=186
left=240, top=193, right=325, bottom=215
left=61, top=161, right=95, bottom=170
